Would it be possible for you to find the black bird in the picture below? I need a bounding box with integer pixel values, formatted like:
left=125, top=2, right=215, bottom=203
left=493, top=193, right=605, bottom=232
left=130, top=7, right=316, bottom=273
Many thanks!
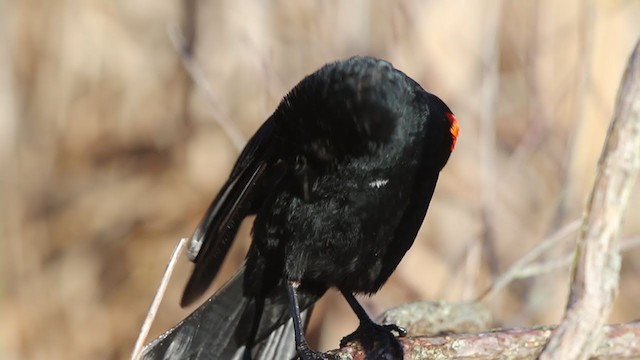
left=180, top=56, right=459, bottom=359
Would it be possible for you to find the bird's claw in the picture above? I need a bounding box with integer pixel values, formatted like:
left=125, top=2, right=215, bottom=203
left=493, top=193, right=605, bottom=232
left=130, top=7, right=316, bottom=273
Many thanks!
left=339, top=321, right=404, bottom=359
left=340, top=322, right=406, bottom=347
left=380, top=323, right=407, bottom=337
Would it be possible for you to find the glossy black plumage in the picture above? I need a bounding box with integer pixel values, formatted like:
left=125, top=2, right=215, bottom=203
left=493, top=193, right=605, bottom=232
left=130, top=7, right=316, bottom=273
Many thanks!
left=177, top=56, right=458, bottom=359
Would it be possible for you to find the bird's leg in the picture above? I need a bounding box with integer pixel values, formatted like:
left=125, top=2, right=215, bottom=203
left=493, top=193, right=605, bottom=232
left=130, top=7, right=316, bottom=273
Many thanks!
left=341, top=291, right=407, bottom=338
left=339, top=290, right=405, bottom=359
left=287, top=281, right=336, bottom=360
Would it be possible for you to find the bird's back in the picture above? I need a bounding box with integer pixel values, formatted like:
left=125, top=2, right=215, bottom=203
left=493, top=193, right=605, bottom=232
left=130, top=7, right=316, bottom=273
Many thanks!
left=250, top=57, right=453, bottom=293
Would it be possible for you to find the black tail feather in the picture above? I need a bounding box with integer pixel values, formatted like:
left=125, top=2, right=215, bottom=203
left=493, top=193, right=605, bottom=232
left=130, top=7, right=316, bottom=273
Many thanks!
left=142, top=264, right=322, bottom=360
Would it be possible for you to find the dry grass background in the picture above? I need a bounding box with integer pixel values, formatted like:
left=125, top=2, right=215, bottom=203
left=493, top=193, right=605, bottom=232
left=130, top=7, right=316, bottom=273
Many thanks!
left=2, top=1, right=640, bottom=359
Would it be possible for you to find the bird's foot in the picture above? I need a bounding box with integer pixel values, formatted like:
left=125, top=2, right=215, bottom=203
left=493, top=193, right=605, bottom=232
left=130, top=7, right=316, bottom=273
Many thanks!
left=340, top=321, right=405, bottom=360
left=297, top=347, right=338, bottom=360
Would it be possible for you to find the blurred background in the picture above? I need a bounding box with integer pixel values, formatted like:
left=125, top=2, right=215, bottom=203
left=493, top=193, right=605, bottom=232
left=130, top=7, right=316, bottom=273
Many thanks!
left=2, top=0, right=640, bottom=359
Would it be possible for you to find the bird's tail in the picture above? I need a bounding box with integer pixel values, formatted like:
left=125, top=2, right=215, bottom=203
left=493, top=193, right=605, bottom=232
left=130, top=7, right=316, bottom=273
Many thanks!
left=141, top=264, right=319, bottom=360
left=141, top=265, right=251, bottom=359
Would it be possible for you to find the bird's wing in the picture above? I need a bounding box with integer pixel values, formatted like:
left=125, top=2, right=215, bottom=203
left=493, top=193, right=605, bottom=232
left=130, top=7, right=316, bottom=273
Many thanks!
left=181, top=117, right=283, bottom=307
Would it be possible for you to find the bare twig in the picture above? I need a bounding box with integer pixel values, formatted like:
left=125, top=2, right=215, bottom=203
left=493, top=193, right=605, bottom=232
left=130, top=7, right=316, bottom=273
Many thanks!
left=478, top=219, right=580, bottom=301
left=477, top=0, right=504, bottom=282
left=480, top=228, right=640, bottom=303
left=330, top=322, right=640, bottom=360
left=132, top=238, right=187, bottom=360
left=619, top=236, right=640, bottom=251
left=462, top=240, right=482, bottom=301
left=538, top=36, right=640, bottom=360
left=168, top=25, right=246, bottom=152
left=508, top=235, right=640, bottom=281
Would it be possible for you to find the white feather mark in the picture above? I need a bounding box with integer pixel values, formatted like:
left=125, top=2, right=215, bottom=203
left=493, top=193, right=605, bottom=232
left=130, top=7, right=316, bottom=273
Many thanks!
left=368, top=179, right=389, bottom=189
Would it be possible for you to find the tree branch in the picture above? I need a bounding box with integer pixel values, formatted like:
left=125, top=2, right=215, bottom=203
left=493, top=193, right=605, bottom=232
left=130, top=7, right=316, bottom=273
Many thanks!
left=330, top=322, right=640, bottom=360
left=538, top=36, right=640, bottom=359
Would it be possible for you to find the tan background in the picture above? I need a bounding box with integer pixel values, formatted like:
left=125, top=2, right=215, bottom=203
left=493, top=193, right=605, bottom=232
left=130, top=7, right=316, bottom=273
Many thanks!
left=2, top=1, right=640, bottom=359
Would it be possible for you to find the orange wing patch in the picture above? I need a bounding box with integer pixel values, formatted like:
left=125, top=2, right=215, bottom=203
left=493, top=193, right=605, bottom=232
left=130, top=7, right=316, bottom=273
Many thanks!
left=446, top=112, right=459, bottom=151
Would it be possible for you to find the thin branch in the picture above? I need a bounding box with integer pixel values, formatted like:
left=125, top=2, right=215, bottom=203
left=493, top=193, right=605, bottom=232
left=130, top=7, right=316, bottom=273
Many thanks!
left=619, top=236, right=640, bottom=251
left=478, top=219, right=580, bottom=301
left=509, top=235, right=640, bottom=281
left=168, top=25, right=246, bottom=152
left=132, top=238, right=187, bottom=360
left=479, top=226, right=639, bottom=303
left=539, top=35, right=640, bottom=359
left=477, top=0, right=504, bottom=285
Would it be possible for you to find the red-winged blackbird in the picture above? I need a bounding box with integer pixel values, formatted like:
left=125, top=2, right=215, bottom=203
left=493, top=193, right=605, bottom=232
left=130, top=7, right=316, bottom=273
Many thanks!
left=147, top=56, right=458, bottom=360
